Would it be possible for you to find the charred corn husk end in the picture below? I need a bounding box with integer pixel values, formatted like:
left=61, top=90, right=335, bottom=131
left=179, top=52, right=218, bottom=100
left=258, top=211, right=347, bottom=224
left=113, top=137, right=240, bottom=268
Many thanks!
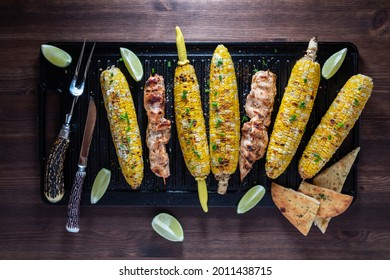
left=299, top=74, right=373, bottom=179
left=209, top=44, right=240, bottom=195
left=100, top=66, right=144, bottom=188
left=266, top=37, right=321, bottom=179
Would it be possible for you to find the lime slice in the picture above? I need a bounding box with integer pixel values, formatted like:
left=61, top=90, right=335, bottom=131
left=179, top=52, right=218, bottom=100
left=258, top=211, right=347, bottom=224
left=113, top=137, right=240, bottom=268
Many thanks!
left=237, top=185, right=266, bottom=214
left=120, top=47, right=143, bottom=82
left=322, top=48, right=348, bottom=80
left=90, top=168, right=111, bottom=204
left=41, top=44, right=72, bottom=68
left=151, top=213, right=184, bottom=242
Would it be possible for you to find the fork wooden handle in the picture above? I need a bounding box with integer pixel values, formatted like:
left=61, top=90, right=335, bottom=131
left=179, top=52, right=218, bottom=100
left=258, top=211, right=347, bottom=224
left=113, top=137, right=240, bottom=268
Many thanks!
left=43, top=125, right=70, bottom=203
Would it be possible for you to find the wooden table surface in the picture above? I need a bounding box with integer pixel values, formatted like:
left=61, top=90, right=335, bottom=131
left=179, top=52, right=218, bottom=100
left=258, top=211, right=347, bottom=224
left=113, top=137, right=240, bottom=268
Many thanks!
left=1, top=0, right=389, bottom=260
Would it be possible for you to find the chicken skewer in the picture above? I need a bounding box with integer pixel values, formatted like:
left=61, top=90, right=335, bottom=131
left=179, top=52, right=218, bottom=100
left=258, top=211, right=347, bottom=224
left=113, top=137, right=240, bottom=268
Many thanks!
left=144, top=74, right=171, bottom=183
left=239, top=70, right=277, bottom=181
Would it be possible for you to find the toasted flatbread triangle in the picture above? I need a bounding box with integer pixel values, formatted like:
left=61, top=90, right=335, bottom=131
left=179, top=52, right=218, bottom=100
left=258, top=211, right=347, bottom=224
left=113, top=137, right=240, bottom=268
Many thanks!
left=313, top=147, right=360, bottom=192
left=298, top=181, right=353, bottom=219
left=312, top=147, right=360, bottom=233
left=271, top=182, right=320, bottom=236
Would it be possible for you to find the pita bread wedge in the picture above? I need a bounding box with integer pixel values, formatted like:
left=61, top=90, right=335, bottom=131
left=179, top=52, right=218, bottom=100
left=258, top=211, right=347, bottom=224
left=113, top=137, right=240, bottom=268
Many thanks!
left=312, top=147, right=360, bottom=233
left=271, top=182, right=320, bottom=236
left=298, top=181, right=353, bottom=219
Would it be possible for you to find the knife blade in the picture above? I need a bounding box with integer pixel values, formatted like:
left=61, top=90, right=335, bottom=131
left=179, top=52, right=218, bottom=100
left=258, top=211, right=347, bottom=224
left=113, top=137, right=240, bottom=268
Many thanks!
left=66, top=97, right=97, bottom=233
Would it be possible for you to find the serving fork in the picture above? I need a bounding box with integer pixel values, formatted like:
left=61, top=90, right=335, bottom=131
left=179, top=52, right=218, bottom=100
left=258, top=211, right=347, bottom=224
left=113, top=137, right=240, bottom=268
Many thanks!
left=43, top=40, right=96, bottom=203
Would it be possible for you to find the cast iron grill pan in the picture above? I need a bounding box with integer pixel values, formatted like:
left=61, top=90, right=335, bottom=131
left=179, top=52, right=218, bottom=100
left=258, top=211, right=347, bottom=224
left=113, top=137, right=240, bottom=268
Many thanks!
left=38, top=42, right=359, bottom=207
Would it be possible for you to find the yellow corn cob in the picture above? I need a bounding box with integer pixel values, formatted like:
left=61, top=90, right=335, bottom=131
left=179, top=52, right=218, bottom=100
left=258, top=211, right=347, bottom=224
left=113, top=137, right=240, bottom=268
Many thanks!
left=209, top=44, right=240, bottom=195
left=266, top=37, right=321, bottom=179
left=174, top=26, right=210, bottom=212
left=100, top=66, right=144, bottom=188
left=299, top=74, right=373, bottom=179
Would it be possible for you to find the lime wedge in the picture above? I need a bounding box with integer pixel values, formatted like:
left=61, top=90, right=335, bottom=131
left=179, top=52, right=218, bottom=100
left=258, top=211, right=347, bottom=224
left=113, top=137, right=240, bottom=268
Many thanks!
left=41, top=44, right=72, bottom=68
left=120, top=47, right=143, bottom=82
left=322, top=48, right=348, bottom=80
left=90, top=168, right=111, bottom=204
left=151, top=213, right=184, bottom=242
left=237, top=185, right=265, bottom=214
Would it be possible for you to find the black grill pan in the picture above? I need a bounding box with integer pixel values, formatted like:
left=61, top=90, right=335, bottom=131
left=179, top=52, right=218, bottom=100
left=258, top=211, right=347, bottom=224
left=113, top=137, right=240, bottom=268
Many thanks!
left=38, top=42, right=359, bottom=207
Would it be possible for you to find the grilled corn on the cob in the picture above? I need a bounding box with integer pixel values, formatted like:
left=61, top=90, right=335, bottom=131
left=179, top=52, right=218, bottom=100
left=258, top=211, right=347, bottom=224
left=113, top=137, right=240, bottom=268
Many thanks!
left=266, top=37, right=321, bottom=179
left=299, top=74, right=373, bottom=179
left=174, top=26, right=210, bottom=212
left=100, top=66, right=144, bottom=188
left=209, top=44, right=240, bottom=195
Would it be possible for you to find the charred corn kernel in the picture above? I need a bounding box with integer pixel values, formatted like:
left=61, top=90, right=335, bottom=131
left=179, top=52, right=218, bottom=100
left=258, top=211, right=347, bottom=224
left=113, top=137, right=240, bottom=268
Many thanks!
left=266, top=37, right=321, bottom=179
left=209, top=45, right=240, bottom=195
left=100, top=66, right=143, bottom=188
left=174, top=26, right=210, bottom=212
left=299, top=74, right=373, bottom=179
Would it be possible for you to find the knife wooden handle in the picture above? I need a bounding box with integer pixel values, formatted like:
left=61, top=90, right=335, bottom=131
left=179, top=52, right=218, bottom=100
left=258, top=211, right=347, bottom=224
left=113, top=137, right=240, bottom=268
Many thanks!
left=66, top=169, right=86, bottom=233
left=43, top=128, right=70, bottom=203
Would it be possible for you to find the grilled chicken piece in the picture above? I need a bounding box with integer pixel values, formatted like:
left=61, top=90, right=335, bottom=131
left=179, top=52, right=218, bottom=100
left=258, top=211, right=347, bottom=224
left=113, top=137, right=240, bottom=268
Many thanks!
left=239, top=70, right=277, bottom=180
left=144, top=74, right=171, bottom=180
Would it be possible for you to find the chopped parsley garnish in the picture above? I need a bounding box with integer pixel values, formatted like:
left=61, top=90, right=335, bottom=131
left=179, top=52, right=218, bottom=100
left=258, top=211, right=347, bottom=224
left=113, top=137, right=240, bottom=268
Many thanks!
left=316, top=193, right=328, bottom=200
left=328, top=135, right=332, bottom=140
left=213, top=91, right=218, bottom=96
left=289, top=114, right=297, bottom=122
left=313, top=153, right=322, bottom=162
left=336, top=122, right=345, bottom=129
left=353, top=98, right=360, bottom=107
left=216, top=58, right=223, bottom=67
left=185, top=108, right=190, bottom=114
left=358, top=86, right=362, bottom=91
left=218, top=74, right=223, bottom=82
left=218, top=157, right=223, bottom=163
left=216, top=117, right=223, bottom=128
left=253, top=68, right=259, bottom=73
left=299, top=101, right=306, bottom=109
left=204, top=88, right=210, bottom=93
left=303, top=78, right=307, bottom=84
left=167, top=61, right=172, bottom=68
left=181, top=90, right=188, bottom=99
left=211, top=101, right=218, bottom=108
left=242, top=115, right=249, bottom=123
left=192, top=148, right=201, bottom=159
left=211, top=143, right=217, bottom=151
left=189, top=119, right=194, bottom=128
left=120, top=112, right=130, bottom=125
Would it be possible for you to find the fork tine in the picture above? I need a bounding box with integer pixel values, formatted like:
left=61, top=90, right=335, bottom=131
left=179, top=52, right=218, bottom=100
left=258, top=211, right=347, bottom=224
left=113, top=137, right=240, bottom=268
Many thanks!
left=74, top=39, right=87, bottom=78
left=82, top=42, right=96, bottom=81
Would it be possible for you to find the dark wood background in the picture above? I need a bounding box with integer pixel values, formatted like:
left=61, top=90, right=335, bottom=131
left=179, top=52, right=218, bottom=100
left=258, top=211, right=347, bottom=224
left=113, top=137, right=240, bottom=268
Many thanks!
left=0, top=0, right=389, bottom=259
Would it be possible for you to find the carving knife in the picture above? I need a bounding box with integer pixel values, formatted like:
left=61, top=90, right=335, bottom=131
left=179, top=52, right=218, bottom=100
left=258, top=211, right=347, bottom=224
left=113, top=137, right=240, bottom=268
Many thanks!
left=66, top=97, right=97, bottom=233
